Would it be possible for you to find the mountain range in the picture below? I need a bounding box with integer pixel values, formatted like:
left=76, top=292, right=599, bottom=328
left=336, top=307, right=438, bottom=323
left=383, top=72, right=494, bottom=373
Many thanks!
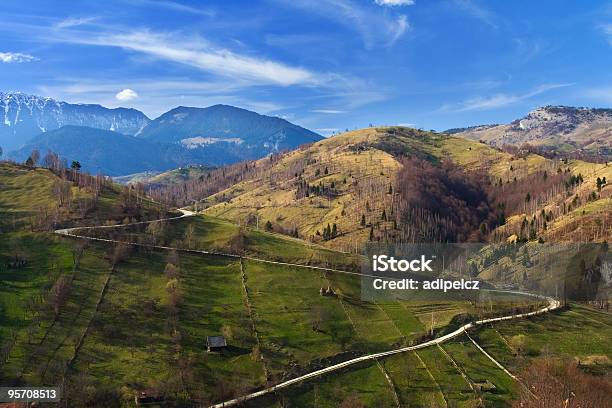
left=0, top=92, right=149, bottom=152
left=3, top=92, right=611, bottom=176
left=11, top=126, right=193, bottom=176
left=449, top=105, right=612, bottom=160
left=1, top=92, right=323, bottom=175
left=152, top=125, right=610, bottom=251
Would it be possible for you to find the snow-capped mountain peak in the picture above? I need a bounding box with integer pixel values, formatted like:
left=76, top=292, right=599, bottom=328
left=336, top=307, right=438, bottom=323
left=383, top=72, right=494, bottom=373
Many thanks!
left=0, top=92, right=150, bottom=151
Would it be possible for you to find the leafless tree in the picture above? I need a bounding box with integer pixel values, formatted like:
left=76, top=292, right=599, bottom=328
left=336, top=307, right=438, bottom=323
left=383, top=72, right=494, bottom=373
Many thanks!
left=49, top=275, right=72, bottom=317
left=514, top=358, right=611, bottom=408
left=164, top=263, right=180, bottom=279
left=29, top=149, right=40, bottom=166
left=183, top=224, right=195, bottom=249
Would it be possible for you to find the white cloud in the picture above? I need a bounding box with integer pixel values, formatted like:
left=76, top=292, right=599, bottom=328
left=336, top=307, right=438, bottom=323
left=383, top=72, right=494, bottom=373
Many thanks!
left=311, top=109, right=345, bottom=114
left=129, top=0, right=215, bottom=17
left=442, top=83, right=574, bottom=112
left=55, top=17, right=97, bottom=29
left=56, top=29, right=321, bottom=86
left=0, top=52, right=38, bottom=63
left=389, top=15, right=409, bottom=46
left=375, top=0, right=415, bottom=6
left=115, top=88, right=139, bottom=101
left=277, top=0, right=410, bottom=48
left=600, top=24, right=612, bottom=45
left=38, top=78, right=288, bottom=118
left=453, top=0, right=498, bottom=29
left=512, top=38, right=544, bottom=64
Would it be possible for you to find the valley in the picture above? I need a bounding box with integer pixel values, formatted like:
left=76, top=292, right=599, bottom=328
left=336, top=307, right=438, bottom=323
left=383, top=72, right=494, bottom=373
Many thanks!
left=2, top=2, right=611, bottom=406
left=143, top=126, right=610, bottom=252
left=1, top=131, right=609, bottom=406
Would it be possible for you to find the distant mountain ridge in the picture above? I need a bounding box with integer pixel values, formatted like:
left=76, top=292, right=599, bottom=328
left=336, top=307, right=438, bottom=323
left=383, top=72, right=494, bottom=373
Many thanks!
left=2, top=92, right=323, bottom=175
left=10, top=126, right=192, bottom=176
left=138, top=104, right=323, bottom=160
left=451, top=105, right=612, bottom=160
left=0, top=92, right=150, bottom=151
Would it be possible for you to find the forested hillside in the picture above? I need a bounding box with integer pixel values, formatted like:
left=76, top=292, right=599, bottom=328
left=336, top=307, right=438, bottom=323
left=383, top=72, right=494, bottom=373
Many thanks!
left=146, top=127, right=610, bottom=251
left=0, top=159, right=167, bottom=234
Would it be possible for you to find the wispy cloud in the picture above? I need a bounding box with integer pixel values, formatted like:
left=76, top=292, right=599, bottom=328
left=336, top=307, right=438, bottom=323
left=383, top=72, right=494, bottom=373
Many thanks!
left=375, top=0, right=415, bottom=6
left=37, top=78, right=288, bottom=117
left=0, top=52, right=38, bottom=63
left=452, top=0, right=498, bottom=29
left=319, top=90, right=390, bottom=110
left=389, top=15, right=409, bottom=46
left=276, top=0, right=410, bottom=48
left=512, top=38, right=544, bottom=63
left=600, top=23, right=612, bottom=45
left=311, top=109, right=345, bottom=114
left=52, top=28, right=323, bottom=86
left=55, top=17, right=97, bottom=29
left=441, top=83, right=574, bottom=112
left=40, top=79, right=244, bottom=96
left=583, top=84, right=612, bottom=105
left=128, top=0, right=215, bottom=17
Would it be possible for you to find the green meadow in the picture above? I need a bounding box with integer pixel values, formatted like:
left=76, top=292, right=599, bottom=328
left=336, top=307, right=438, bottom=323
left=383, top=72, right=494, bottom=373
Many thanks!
left=1, top=163, right=609, bottom=407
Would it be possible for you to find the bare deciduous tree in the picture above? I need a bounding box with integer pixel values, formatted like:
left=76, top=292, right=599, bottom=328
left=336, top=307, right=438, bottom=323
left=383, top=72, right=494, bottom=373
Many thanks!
left=49, top=275, right=71, bottom=317
left=514, top=358, right=611, bottom=408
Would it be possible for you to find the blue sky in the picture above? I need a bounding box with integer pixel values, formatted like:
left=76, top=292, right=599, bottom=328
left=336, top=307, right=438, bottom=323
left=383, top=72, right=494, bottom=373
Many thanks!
left=1, top=0, right=611, bottom=135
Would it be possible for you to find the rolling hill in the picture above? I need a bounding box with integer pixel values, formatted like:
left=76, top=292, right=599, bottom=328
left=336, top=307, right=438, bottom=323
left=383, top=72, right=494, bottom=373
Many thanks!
left=1, top=155, right=609, bottom=407
left=193, top=127, right=500, bottom=249
left=169, top=126, right=612, bottom=251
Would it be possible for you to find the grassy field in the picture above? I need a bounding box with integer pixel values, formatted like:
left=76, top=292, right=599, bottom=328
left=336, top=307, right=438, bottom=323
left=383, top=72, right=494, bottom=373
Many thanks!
left=114, top=165, right=214, bottom=187
left=442, top=334, right=518, bottom=406
left=274, top=360, right=398, bottom=407
left=476, top=304, right=612, bottom=372
left=0, top=233, right=73, bottom=342
left=244, top=260, right=357, bottom=375
left=2, top=162, right=610, bottom=407
left=0, top=233, right=104, bottom=385
left=384, top=350, right=449, bottom=407
left=82, top=214, right=363, bottom=270
left=0, top=162, right=165, bottom=232
left=0, top=238, right=266, bottom=404
left=66, top=249, right=266, bottom=405
left=417, top=346, right=477, bottom=407
left=234, top=303, right=612, bottom=407
left=4, top=229, right=531, bottom=406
